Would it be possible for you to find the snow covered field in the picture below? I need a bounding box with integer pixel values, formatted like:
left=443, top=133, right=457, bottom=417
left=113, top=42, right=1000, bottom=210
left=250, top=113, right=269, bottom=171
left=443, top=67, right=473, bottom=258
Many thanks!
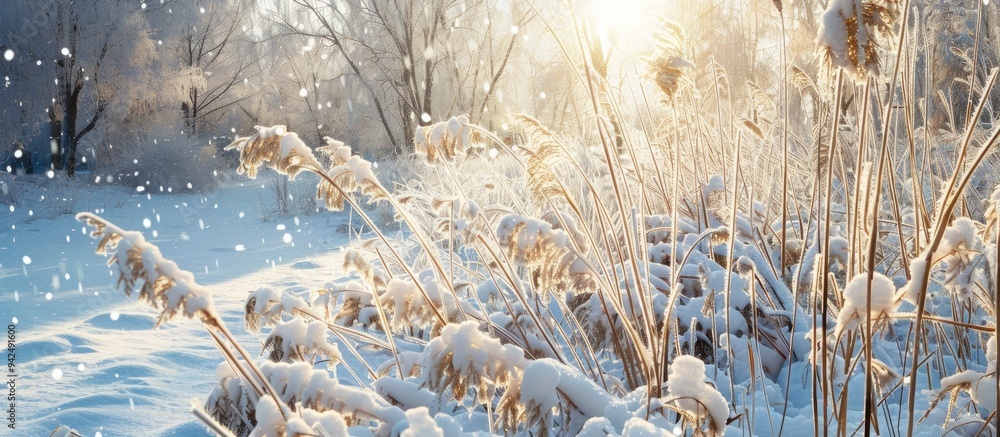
left=1, top=176, right=361, bottom=436
left=5, top=0, right=1000, bottom=435
left=3, top=123, right=985, bottom=437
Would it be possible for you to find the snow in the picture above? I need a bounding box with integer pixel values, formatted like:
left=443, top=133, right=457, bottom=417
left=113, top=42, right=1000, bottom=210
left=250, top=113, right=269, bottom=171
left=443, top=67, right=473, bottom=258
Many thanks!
left=520, top=360, right=561, bottom=413
left=936, top=217, right=978, bottom=258
left=665, top=355, right=729, bottom=433
left=988, top=335, right=997, bottom=371
left=400, top=407, right=443, bottom=437
left=899, top=258, right=928, bottom=304
left=835, top=272, right=899, bottom=336
left=373, top=378, right=436, bottom=410
left=278, top=132, right=310, bottom=160
left=578, top=417, right=617, bottom=436
left=0, top=178, right=358, bottom=436
left=413, top=115, right=481, bottom=162
left=621, top=417, right=669, bottom=436
left=972, top=375, right=998, bottom=412
left=815, top=1, right=851, bottom=72
left=264, top=318, right=342, bottom=364
left=828, top=236, right=849, bottom=265
left=939, top=369, right=998, bottom=412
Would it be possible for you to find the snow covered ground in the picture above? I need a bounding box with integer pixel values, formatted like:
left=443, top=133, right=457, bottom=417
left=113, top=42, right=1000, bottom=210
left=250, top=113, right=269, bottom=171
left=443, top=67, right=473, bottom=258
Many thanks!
left=0, top=169, right=985, bottom=437
left=1, top=174, right=366, bottom=436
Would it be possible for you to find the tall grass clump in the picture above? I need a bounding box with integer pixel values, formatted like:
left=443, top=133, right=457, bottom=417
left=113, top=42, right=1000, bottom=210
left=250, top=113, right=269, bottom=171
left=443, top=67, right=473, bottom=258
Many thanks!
left=66, top=0, right=1000, bottom=436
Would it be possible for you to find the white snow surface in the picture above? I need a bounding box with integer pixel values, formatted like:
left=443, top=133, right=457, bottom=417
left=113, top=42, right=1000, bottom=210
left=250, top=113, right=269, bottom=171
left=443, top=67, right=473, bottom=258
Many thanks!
left=0, top=176, right=358, bottom=436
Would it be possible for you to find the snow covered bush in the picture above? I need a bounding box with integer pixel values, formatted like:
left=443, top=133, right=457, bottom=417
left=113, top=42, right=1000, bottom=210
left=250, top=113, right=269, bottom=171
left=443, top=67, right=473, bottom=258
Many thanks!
left=115, top=136, right=222, bottom=193
left=66, top=3, right=1000, bottom=435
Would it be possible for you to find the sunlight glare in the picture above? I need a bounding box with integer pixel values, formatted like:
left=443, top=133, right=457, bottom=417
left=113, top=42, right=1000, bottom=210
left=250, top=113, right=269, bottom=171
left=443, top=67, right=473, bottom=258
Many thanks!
left=583, top=0, right=653, bottom=46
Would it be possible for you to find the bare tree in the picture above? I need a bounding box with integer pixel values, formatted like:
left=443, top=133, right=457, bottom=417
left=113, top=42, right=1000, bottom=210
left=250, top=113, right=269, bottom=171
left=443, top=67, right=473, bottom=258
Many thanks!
left=167, top=0, right=262, bottom=137
left=1, top=0, right=157, bottom=177
left=272, top=0, right=532, bottom=154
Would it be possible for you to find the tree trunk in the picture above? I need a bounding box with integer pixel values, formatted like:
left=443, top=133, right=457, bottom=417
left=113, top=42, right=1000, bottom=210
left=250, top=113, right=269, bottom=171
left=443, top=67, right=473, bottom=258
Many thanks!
left=402, top=97, right=415, bottom=156
left=191, top=88, right=199, bottom=136
left=49, top=105, right=62, bottom=171
left=64, top=94, right=78, bottom=177
left=21, top=151, right=34, bottom=175
left=182, top=101, right=191, bottom=133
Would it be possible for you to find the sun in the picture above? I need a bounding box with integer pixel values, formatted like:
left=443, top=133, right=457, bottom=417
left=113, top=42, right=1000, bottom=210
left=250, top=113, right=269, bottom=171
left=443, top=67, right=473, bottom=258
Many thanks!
left=581, top=0, right=657, bottom=46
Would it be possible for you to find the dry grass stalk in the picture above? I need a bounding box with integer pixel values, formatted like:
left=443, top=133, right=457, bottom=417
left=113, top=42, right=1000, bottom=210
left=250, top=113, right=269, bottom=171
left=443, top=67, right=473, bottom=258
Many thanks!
left=816, top=0, right=901, bottom=81
left=512, top=114, right=574, bottom=205
left=645, top=16, right=691, bottom=100
left=413, top=115, right=485, bottom=163
left=225, top=125, right=321, bottom=180
left=78, top=212, right=216, bottom=328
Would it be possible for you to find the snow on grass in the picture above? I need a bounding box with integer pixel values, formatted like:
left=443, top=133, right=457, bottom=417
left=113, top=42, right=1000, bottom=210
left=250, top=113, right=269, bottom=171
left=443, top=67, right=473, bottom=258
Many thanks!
left=665, top=355, right=729, bottom=434
left=396, top=406, right=463, bottom=437
left=835, top=272, right=899, bottom=337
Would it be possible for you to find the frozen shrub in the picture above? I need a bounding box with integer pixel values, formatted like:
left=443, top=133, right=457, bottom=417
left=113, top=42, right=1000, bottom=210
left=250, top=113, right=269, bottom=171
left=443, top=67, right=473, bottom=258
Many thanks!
left=227, top=125, right=319, bottom=179
left=422, top=320, right=523, bottom=406
left=262, top=319, right=342, bottom=364
left=642, top=15, right=692, bottom=102
left=117, top=136, right=222, bottom=192
left=314, top=138, right=388, bottom=210
left=496, top=213, right=594, bottom=296
left=0, top=171, right=20, bottom=205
